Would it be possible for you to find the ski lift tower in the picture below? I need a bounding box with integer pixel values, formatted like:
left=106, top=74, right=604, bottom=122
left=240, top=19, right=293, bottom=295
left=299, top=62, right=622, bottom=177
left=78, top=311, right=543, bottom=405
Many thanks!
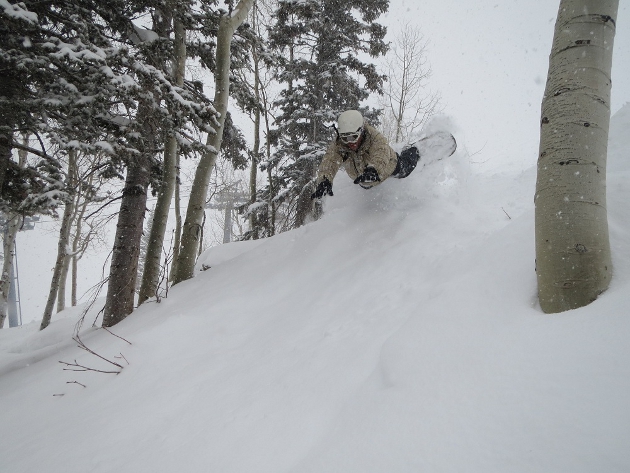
left=206, top=184, right=248, bottom=244
left=0, top=213, right=39, bottom=327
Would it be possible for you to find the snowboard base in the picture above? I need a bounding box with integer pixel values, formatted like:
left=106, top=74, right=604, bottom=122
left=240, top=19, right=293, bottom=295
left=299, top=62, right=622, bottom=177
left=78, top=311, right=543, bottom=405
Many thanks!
left=394, top=131, right=457, bottom=179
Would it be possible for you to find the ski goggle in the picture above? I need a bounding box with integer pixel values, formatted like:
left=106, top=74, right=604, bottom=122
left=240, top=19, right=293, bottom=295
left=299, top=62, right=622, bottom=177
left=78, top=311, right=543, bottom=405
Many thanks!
left=340, top=128, right=363, bottom=144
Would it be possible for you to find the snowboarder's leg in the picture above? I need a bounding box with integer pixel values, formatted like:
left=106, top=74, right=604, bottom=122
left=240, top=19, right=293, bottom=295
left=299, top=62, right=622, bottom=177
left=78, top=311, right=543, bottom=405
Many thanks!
left=392, top=146, right=420, bottom=179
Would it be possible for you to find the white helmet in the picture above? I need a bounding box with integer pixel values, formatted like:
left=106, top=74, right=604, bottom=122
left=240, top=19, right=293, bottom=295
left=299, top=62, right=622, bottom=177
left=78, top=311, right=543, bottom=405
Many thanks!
left=337, top=110, right=364, bottom=135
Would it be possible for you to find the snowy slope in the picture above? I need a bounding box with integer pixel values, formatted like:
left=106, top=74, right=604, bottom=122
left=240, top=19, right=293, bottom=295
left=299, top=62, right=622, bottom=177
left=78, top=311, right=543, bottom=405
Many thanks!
left=1, top=107, right=630, bottom=473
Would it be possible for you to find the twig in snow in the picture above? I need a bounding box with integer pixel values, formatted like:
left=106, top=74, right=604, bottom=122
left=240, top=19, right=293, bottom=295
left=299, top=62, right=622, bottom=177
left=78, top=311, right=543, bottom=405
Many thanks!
left=501, top=207, right=512, bottom=220
left=115, top=353, right=130, bottom=365
left=67, top=380, right=87, bottom=388
left=73, top=335, right=124, bottom=370
left=102, top=327, right=132, bottom=345
left=59, top=360, right=121, bottom=375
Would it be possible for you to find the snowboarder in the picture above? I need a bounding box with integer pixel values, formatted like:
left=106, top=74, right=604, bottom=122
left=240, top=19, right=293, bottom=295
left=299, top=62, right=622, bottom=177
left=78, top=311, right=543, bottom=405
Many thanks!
left=311, top=110, right=421, bottom=199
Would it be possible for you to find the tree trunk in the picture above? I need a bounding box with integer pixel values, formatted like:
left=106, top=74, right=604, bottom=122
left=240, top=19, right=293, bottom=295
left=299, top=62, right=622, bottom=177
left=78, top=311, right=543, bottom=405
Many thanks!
left=294, top=160, right=316, bottom=227
left=102, top=151, right=151, bottom=327
left=40, top=151, right=75, bottom=329
left=57, top=248, right=70, bottom=312
left=247, top=6, right=262, bottom=239
left=535, top=0, right=618, bottom=313
left=0, top=133, right=11, bottom=196
left=263, top=88, right=275, bottom=237
left=0, top=69, right=17, bottom=195
left=102, top=98, right=154, bottom=327
left=1, top=138, right=26, bottom=328
left=56, top=148, right=79, bottom=313
left=70, top=193, right=90, bottom=307
left=172, top=0, right=254, bottom=285
left=71, top=248, right=79, bottom=307
left=248, top=128, right=259, bottom=239
left=138, top=16, right=186, bottom=305
left=0, top=214, right=21, bottom=329
left=170, top=154, right=182, bottom=280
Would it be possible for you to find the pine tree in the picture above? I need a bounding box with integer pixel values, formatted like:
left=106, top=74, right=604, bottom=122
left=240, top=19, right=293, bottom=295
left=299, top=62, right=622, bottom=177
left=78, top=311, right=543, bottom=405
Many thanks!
left=102, top=1, right=218, bottom=326
left=257, top=0, right=389, bottom=231
left=1, top=0, right=219, bottom=327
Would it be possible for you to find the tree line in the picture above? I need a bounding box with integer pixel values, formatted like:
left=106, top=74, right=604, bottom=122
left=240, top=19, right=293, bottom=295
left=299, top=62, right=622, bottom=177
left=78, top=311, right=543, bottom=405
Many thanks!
left=1, top=0, right=618, bottom=329
left=1, top=0, right=440, bottom=329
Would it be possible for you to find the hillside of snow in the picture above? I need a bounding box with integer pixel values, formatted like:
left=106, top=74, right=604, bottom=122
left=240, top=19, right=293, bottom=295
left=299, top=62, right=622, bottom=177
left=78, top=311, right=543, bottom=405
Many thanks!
left=1, top=104, right=630, bottom=472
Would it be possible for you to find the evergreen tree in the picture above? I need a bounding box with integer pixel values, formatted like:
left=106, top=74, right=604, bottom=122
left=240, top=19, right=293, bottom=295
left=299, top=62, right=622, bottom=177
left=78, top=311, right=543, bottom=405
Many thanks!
left=103, top=1, right=219, bottom=326
left=256, top=0, right=389, bottom=231
left=2, top=0, right=218, bottom=327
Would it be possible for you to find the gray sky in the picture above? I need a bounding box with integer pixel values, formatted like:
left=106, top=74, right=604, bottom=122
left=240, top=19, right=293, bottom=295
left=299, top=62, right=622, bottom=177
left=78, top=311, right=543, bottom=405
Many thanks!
left=381, top=0, right=629, bottom=172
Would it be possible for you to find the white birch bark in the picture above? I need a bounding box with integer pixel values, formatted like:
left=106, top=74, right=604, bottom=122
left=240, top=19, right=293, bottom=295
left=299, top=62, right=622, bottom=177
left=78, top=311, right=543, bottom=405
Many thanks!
left=535, top=0, right=618, bottom=313
left=172, top=0, right=255, bottom=284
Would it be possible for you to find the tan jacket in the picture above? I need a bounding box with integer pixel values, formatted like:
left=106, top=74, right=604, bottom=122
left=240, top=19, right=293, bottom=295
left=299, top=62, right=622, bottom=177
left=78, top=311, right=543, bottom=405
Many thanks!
left=316, top=124, right=398, bottom=189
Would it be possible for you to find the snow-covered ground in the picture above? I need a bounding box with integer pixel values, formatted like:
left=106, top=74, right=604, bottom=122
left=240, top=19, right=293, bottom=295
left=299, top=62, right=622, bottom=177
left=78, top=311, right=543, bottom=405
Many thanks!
left=1, top=104, right=629, bottom=472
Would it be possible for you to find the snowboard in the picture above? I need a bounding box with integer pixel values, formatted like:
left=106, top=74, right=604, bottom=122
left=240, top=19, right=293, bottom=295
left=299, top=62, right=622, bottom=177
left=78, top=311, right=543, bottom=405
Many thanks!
left=395, top=131, right=457, bottom=179
left=413, top=130, right=457, bottom=167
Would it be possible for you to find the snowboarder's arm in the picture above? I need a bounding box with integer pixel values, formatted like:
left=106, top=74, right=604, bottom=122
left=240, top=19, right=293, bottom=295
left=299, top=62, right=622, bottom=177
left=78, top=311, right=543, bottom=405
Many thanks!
left=316, top=141, right=343, bottom=185
left=364, top=125, right=398, bottom=180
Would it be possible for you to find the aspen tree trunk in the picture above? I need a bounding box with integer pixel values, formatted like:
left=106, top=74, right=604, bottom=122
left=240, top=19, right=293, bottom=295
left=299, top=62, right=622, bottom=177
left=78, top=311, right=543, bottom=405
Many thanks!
left=172, top=0, right=254, bottom=285
left=0, top=214, right=21, bottom=328
left=57, top=250, right=70, bottom=311
left=56, top=148, right=79, bottom=312
left=40, top=151, right=77, bottom=329
left=1, top=137, right=28, bottom=328
left=138, top=15, right=186, bottom=305
left=535, top=0, right=618, bottom=313
left=70, top=187, right=91, bottom=307
left=248, top=10, right=261, bottom=239
left=70, top=217, right=83, bottom=307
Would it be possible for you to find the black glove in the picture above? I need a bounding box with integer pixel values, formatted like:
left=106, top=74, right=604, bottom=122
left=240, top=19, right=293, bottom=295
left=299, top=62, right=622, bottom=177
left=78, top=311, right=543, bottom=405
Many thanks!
left=311, top=177, right=333, bottom=199
left=353, top=166, right=380, bottom=185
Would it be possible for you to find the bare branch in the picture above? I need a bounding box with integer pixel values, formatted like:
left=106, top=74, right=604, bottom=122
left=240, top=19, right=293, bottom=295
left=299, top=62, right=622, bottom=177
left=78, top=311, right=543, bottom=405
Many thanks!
left=83, top=196, right=124, bottom=221
left=9, top=140, right=56, bottom=162
left=74, top=335, right=124, bottom=370
left=59, top=360, right=121, bottom=375
left=102, top=327, right=132, bottom=345
left=379, top=22, right=441, bottom=143
left=67, top=380, right=87, bottom=388
left=115, top=353, right=130, bottom=365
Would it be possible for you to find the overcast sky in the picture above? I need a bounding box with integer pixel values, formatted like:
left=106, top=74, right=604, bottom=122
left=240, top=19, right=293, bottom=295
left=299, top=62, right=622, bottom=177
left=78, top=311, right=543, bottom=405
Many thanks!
left=381, top=0, right=630, bottom=172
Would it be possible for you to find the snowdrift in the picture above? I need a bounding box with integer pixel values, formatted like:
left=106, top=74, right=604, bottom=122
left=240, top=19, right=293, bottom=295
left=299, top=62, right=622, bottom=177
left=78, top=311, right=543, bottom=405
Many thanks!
left=1, top=107, right=630, bottom=472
